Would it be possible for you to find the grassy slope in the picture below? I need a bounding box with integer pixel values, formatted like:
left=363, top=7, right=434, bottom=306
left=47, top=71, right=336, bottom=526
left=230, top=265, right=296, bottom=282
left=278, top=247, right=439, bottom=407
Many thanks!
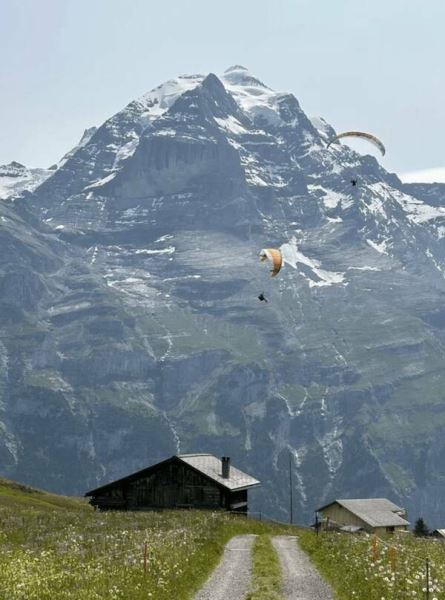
left=0, top=477, right=89, bottom=511
left=299, top=529, right=445, bottom=600
left=0, top=478, right=297, bottom=599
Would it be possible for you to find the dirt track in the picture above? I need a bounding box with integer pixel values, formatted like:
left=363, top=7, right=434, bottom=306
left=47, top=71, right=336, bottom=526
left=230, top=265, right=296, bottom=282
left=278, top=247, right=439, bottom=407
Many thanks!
left=272, top=535, right=333, bottom=600
left=193, top=534, right=256, bottom=600
left=193, top=533, right=333, bottom=600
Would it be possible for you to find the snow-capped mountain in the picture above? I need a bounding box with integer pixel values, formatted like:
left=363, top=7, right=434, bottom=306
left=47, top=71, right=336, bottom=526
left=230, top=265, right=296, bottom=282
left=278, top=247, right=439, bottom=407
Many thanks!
left=0, top=161, right=52, bottom=200
left=2, top=65, right=445, bottom=525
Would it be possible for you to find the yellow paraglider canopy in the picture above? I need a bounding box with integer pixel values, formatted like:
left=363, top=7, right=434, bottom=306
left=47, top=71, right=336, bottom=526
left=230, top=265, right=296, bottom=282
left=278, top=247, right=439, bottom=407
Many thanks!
left=327, top=131, right=386, bottom=156
left=259, top=248, right=282, bottom=277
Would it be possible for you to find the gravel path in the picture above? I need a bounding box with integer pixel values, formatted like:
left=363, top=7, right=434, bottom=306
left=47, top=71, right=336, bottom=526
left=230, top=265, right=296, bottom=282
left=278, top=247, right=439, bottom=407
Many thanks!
left=272, top=535, right=333, bottom=600
left=193, top=534, right=256, bottom=600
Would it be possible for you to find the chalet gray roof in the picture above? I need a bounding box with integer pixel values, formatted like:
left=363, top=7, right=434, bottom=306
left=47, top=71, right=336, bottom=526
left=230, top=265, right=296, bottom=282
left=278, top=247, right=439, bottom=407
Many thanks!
left=317, top=498, right=410, bottom=528
left=177, top=454, right=260, bottom=491
left=84, top=453, right=261, bottom=497
left=434, top=529, right=445, bottom=537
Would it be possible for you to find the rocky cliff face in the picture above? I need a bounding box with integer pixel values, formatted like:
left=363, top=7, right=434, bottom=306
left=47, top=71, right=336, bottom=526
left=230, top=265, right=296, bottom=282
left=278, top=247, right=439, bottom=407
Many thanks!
left=2, top=65, right=445, bottom=524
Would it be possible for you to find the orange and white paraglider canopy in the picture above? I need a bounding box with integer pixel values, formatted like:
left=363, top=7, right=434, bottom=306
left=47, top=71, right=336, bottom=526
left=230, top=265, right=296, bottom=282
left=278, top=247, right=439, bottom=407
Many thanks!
left=259, top=248, right=283, bottom=277
left=327, top=131, right=386, bottom=156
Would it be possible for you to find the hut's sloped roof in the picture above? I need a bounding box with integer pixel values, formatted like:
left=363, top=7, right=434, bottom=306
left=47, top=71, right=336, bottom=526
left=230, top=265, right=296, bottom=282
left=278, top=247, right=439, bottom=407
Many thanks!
left=434, top=529, right=445, bottom=537
left=85, top=453, right=260, bottom=497
left=318, top=498, right=410, bottom=527
left=177, top=454, right=260, bottom=491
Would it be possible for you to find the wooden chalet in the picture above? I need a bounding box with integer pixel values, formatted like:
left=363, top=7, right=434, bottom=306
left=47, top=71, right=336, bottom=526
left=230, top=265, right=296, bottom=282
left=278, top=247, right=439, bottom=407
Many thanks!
left=85, top=454, right=260, bottom=512
left=316, top=498, right=410, bottom=535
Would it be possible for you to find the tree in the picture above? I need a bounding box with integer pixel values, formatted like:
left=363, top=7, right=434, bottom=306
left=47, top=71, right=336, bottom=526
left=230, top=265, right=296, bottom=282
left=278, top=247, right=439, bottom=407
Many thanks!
left=414, top=517, right=429, bottom=537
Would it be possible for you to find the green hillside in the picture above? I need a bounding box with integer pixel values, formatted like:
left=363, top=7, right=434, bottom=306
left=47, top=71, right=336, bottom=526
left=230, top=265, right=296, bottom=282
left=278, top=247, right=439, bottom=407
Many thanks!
left=0, top=477, right=89, bottom=512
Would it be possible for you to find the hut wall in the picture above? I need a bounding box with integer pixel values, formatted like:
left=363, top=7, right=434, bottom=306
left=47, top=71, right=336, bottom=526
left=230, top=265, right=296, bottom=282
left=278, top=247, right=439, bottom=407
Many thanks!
left=89, top=459, right=254, bottom=512
left=125, top=462, right=222, bottom=509
left=320, top=504, right=407, bottom=534
left=321, top=504, right=369, bottom=530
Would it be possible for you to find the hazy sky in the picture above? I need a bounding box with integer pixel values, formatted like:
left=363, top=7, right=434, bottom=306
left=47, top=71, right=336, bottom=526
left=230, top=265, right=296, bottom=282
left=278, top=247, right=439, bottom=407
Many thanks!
left=1, top=0, right=444, bottom=174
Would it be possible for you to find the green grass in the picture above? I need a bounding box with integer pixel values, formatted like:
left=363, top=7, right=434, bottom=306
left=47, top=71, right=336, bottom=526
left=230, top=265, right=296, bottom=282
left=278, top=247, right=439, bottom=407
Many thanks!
left=299, top=529, right=445, bottom=600
left=0, top=478, right=297, bottom=599
left=246, top=534, right=282, bottom=600
left=0, top=477, right=89, bottom=512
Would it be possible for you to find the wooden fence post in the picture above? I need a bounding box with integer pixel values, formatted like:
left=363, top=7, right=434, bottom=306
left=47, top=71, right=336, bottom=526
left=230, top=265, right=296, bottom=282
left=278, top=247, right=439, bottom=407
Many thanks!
left=388, top=546, right=396, bottom=571
left=371, top=535, right=378, bottom=562
left=426, top=558, right=430, bottom=600
left=143, top=542, right=148, bottom=574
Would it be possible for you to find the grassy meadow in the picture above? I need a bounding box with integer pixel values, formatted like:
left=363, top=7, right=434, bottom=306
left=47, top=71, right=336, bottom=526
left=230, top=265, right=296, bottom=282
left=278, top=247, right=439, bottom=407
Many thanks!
left=0, top=478, right=295, bottom=599
left=299, top=528, right=445, bottom=599
left=6, top=477, right=445, bottom=599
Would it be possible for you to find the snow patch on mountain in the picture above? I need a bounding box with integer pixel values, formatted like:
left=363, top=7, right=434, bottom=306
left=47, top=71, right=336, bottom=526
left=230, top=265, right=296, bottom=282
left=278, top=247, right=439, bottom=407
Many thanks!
left=426, top=248, right=445, bottom=274
left=308, top=184, right=349, bottom=209
left=367, top=238, right=389, bottom=255
left=214, top=115, right=249, bottom=135
left=85, top=173, right=116, bottom=190
left=222, top=65, right=295, bottom=128
left=309, top=116, right=335, bottom=142
left=134, top=246, right=175, bottom=256
left=136, top=74, right=204, bottom=123
left=113, top=136, right=139, bottom=167
left=348, top=265, right=381, bottom=272
left=397, top=193, right=445, bottom=224
left=280, top=237, right=345, bottom=287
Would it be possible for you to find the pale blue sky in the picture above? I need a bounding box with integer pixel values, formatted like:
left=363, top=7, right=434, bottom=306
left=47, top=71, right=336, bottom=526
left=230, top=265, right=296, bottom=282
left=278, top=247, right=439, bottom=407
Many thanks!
left=1, top=0, right=443, bottom=174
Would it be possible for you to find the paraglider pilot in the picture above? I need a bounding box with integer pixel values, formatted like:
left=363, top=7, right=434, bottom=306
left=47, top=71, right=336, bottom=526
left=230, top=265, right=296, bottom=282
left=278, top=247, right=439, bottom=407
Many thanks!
left=258, top=293, right=268, bottom=303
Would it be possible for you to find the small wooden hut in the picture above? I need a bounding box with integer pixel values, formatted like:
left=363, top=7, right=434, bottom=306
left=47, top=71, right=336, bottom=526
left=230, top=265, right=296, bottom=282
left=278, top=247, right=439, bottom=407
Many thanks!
left=316, top=498, right=410, bottom=535
left=85, top=454, right=260, bottom=512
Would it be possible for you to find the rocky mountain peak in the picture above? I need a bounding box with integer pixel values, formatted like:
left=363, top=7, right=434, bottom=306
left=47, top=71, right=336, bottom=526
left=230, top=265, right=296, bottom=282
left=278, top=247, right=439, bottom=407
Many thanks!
left=167, top=72, right=249, bottom=128
left=80, top=126, right=98, bottom=145
left=224, top=64, right=249, bottom=72
left=0, top=161, right=51, bottom=200
left=137, top=74, right=205, bottom=119
left=0, top=161, right=27, bottom=176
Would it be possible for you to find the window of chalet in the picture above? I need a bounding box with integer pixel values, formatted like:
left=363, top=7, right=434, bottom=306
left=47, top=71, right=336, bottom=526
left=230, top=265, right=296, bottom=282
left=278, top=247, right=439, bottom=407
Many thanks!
left=386, top=526, right=395, bottom=533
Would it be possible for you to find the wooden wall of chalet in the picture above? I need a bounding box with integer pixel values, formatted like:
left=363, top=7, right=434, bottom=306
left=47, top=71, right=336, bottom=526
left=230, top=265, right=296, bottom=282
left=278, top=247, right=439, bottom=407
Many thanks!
left=90, top=459, right=248, bottom=511
left=320, top=504, right=408, bottom=535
